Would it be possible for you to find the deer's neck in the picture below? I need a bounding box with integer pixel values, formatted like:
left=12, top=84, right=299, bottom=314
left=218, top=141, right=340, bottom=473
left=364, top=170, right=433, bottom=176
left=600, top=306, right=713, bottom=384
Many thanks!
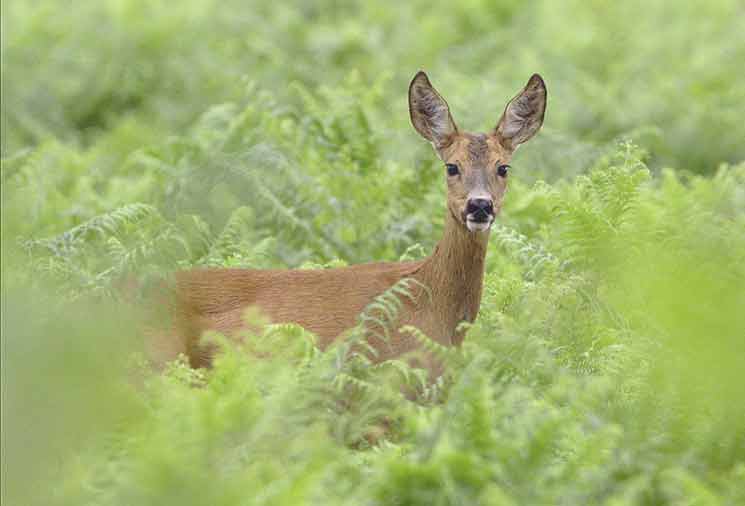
left=416, top=211, right=489, bottom=345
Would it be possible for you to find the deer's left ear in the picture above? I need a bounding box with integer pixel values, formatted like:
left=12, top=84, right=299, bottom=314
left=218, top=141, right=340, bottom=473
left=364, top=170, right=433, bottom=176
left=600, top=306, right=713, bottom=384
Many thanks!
left=495, top=74, right=547, bottom=151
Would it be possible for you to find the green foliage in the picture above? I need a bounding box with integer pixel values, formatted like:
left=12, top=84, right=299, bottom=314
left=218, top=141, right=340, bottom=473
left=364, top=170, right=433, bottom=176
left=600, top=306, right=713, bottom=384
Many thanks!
left=4, top=0, right=745, bottom=173
left=3, top=1, right=745, bottom=505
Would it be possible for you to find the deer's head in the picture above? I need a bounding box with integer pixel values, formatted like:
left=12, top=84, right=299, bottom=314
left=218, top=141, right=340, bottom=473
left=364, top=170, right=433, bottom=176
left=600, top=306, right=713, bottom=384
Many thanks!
left=409, top=71, right=546, bottom=233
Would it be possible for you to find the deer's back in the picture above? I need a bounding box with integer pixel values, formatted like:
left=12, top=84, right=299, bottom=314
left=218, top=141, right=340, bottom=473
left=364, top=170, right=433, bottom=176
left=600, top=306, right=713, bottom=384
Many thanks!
left=166, top=260, right=424, bottom=365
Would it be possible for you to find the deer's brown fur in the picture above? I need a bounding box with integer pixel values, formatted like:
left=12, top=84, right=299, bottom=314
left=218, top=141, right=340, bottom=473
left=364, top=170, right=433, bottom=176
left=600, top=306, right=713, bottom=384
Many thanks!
left=157, top=71, right=547, bottom=373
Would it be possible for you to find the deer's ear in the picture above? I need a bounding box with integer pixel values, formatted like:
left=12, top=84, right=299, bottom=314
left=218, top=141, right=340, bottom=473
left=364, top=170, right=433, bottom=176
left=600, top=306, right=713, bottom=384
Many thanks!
left=409, top=71, right=457, bottom=149
left=495, top=74, right=547, bottom=151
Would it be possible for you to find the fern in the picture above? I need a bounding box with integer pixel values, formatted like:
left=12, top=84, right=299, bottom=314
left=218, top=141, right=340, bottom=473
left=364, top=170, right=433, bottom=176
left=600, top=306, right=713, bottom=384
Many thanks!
left=399, top=325, right=461, bottom=369
left=205, top=206, right=253, bottom=259
left=4, top=8, right=745, bottom=502
left=549, top=143, right=652, bottom=269
left=344, top=277, right=428, bottom=357
left=490, top=223, right=563, bottom=279
left=24, top=203, right=162, bottom=254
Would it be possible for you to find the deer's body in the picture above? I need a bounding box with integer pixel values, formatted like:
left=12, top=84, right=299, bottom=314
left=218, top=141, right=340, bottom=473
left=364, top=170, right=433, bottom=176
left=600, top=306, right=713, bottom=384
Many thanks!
left=169, top=211, right=488, bottom=369
left=157, top=72, right=547, bottom=373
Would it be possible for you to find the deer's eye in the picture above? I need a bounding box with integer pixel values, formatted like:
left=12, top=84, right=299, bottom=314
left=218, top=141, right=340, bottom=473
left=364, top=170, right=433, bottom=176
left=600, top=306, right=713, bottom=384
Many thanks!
left=497, top=164, right=510, bottom=177
left=446, top=163, right=460, bottom=176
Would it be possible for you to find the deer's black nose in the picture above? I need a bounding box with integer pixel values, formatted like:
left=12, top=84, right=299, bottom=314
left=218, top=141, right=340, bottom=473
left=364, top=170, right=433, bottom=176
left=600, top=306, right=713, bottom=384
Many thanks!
left=466, top=198, right=494, bottom=221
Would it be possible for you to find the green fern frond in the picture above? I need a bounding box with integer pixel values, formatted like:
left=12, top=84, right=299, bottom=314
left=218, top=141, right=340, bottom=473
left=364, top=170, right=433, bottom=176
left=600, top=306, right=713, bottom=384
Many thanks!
left=208, top=206, right=254, bottom=258
left=491, top=223, right=563, bottom=278
left=24, top=203, right=163, bottom=255
left=399, top=325, right=459, bottom=365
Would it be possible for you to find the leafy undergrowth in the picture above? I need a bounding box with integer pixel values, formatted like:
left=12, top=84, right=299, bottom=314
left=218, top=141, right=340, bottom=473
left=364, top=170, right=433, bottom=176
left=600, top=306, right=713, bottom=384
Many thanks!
left=3, top=1, right=745, bottom=504
left=4, top=135, right=744, bottom=504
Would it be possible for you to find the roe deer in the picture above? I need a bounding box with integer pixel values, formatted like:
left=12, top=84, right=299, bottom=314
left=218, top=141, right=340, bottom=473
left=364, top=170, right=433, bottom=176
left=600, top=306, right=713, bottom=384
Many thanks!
left=158, top=71, right=546, bottom=373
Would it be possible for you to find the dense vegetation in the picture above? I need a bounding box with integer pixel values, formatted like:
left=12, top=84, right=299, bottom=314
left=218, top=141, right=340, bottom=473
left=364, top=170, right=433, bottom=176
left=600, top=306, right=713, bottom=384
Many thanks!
left=2, top=1, right=744, bottom=505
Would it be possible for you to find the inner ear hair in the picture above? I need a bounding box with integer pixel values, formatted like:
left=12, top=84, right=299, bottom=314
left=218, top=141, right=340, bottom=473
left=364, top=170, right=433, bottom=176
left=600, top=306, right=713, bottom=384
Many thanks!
left=409, top=71, right=458, bottom=149
left=495, top=74, right=547, bottom=151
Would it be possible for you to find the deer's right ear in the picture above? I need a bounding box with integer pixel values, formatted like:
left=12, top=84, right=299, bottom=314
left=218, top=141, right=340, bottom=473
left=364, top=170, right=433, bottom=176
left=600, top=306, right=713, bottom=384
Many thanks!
left=409, top=71, right=457, bottom=150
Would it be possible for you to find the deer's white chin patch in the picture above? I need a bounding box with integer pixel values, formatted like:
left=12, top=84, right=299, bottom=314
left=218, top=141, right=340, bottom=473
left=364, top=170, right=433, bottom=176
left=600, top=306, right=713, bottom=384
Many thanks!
left=466, top=218, right=493, bottom=233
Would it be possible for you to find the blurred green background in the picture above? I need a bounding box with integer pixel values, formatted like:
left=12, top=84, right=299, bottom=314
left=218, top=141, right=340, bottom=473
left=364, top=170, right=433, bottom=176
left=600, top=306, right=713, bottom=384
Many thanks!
left=2, top=1, right=745, bottom=505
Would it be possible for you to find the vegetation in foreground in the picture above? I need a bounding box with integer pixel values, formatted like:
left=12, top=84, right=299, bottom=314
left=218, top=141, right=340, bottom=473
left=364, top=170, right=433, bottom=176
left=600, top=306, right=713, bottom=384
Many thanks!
left=2, top=1, right=745, bottom=505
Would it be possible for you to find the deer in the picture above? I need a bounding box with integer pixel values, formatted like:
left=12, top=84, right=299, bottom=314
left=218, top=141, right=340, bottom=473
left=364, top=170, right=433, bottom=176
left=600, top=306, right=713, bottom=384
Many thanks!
left=154, top=71, right=547, bottom=375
